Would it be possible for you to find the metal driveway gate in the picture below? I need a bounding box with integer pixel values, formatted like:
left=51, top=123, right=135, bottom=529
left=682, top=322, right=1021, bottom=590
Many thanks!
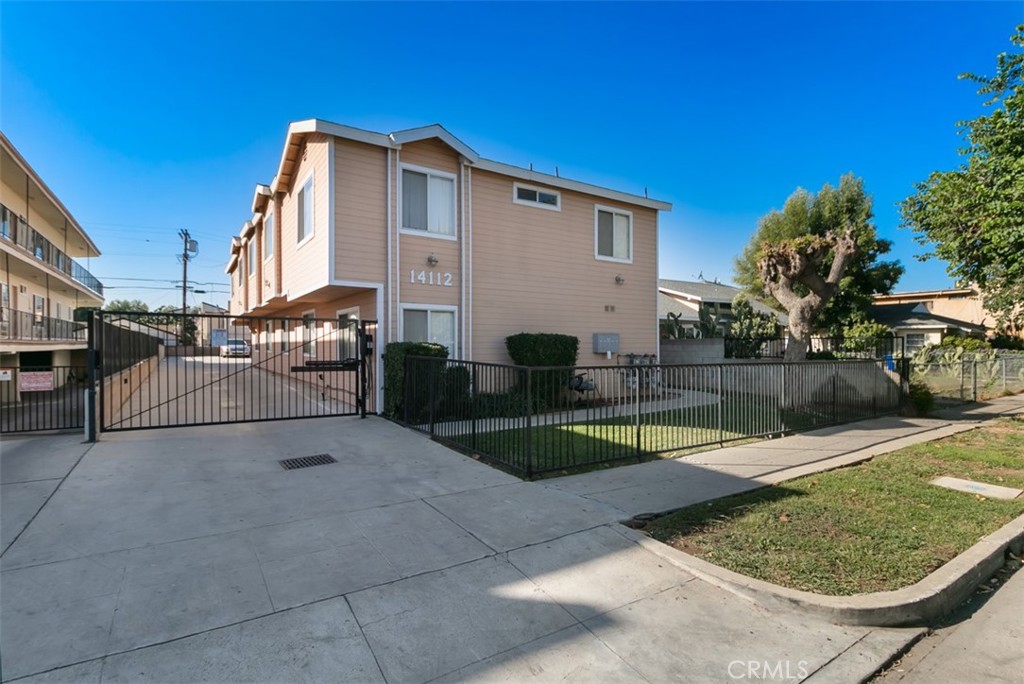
left=0, top=366, right=88, bottom=434
left=93, top=311, right=376, bottom=432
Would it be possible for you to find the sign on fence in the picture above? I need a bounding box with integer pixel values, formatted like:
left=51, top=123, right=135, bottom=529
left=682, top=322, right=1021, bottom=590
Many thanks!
left=18, top=371, right=54, bottom=392
left=0, top=369, right=11, bottom=382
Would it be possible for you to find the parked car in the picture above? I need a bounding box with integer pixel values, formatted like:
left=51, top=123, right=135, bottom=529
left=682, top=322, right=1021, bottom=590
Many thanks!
left=220, top=339, right=251, bottom=357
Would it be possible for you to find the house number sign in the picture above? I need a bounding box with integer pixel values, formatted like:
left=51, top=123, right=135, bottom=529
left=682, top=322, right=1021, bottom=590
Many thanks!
left=409, top=270, right=454, bottom=287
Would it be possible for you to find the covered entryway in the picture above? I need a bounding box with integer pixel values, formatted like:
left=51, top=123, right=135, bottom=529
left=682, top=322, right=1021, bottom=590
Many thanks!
left=93, top=311, right=377, bottom=432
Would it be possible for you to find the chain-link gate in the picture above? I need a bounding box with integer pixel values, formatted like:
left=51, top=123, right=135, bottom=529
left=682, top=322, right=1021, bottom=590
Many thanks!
left=90, top=311, right=376, bottom=432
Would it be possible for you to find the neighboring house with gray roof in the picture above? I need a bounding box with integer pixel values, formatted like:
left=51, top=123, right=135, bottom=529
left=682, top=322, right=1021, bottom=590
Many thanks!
left=868, top=303, right=987, bottom=354
left=659, top=279, right=786, bottom=336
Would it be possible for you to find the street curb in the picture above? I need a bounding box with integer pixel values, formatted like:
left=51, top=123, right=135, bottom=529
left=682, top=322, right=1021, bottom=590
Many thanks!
left=619, top=512, right=1024, bottom=627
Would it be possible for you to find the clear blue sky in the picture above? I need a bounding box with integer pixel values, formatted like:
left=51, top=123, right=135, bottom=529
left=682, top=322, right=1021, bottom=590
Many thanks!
left=2, top=1, right=1021, bottom=310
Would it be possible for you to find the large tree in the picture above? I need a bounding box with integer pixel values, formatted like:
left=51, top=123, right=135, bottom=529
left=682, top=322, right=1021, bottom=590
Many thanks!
left=735, top=174, right=903, bottom=360
left=901, top=25, right=1024, bottom=332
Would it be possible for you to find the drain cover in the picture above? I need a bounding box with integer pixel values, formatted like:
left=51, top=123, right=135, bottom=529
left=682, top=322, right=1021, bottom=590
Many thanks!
left=279, top=454, right=337, bottom=470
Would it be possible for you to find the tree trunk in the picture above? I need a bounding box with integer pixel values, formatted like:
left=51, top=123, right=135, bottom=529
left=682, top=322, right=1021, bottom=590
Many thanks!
left=783, top=308, right=813, bottom=362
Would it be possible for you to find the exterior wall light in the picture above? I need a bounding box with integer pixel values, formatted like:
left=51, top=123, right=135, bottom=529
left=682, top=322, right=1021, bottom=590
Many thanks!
left=427, top=253, right=439, bottom=266
left=615, top=275, right=625, bottom=285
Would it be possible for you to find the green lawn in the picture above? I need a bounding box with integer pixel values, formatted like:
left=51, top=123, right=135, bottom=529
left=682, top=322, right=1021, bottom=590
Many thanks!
left=444, top=396, right=844, bottom=477
left=644, top=415, right=1024, bottom=595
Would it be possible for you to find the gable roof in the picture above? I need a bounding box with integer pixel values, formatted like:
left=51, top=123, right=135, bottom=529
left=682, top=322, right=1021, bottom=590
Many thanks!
left=869, top=303, right=987, bottom=333
left=267, top=119, right=671, bottom=211
left=658, top=279, right=786, bottom=324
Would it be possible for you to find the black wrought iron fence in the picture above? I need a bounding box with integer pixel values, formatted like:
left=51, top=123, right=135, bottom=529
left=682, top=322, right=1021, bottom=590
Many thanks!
left=0, top=366, right=88, bottom=433
left=399, top=357, right=903, bottom=478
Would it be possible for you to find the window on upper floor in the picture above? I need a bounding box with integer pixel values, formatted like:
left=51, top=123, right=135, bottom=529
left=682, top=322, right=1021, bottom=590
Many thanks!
left=513, top=183, right=560, bottom=211
left=595, top=206, right=632, bottom=263
left=402, top=168, right=455, bottom=237
left=264, top=213, right=274, bottom=259
left=297, top=176, right=314, bottom=244
left=247, top=240, right=255, bottom=276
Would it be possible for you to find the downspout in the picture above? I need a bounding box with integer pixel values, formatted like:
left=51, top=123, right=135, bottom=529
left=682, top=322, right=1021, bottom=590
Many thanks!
left=386, top=148, right=392, bottom=342
left=467, top=166, right=473, bottom=361
left=395, top=149, right=401, bottom=340
left=459, top=161, right=465, bottom=358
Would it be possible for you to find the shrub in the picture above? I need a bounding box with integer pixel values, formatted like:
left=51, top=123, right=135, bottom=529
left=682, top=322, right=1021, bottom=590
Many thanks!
left=990, top=333, right=1024, bottom=351
left=383, top=341, right=448, bottom=418
left=938, top=335, right=990, bottom=352
left=505, top=333, right=579, bottom=411
left=906, top=382, right=935, bottom=416
left=806, top=350, right=837, bottom=360
left=841, top=321, right=892, bottom=355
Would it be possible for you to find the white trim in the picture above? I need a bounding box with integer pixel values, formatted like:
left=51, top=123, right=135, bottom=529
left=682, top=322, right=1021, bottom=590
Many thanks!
left=398, top=162, right=458, bottom=239
left=594, top=204, right=634, bottom=264
left=459, top=163, right=466, bottom=359
left=467, top=166, right=473, bottom=361
left=263, top=210, right=274, bottom=262
left=395, top=150, right=401, bottom=343
left=386, top=148, right=393, bottom=344
left=300, top=308, right=317, bottom=357
left=476, top=158, right=671, bottom=211
left=336, top=305, right=361, bottom=320
left=327, top=278, right=388, bottom=290
left=296, top=171, right=315, bottom=248
left=512, top=182, right=561, bottom=211
left=389, top=124, right=479, bottom=162
left=655, top=212, right=661, bottom=362
left=399, top=303, right=459, bottom=358
left=328, top=138, right=336, bottom=282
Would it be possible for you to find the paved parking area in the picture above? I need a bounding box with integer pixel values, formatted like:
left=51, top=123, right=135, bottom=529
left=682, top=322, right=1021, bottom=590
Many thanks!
left=2, top=416, right=922, bottom=683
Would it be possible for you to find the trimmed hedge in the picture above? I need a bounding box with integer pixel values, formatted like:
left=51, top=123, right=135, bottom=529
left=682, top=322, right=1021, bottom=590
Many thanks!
left=505, top=333, right=579, bottom=411
left=383, top=341, right=448, bottom=418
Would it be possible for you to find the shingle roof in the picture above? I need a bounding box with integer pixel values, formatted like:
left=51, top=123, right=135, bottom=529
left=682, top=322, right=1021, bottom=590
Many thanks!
left=658, top=293, right=700, bottom=321
left=869, top=303, right=987, bottom=332
left=658, top=279, right=787, bottom=324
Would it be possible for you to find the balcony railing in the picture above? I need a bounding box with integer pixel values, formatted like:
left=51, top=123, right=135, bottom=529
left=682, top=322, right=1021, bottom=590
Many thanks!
left=0, top=307, right=88, bottom=343
left=0, top=203, right=104, bottom=296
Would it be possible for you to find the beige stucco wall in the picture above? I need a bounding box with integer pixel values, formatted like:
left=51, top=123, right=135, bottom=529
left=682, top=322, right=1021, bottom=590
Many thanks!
left=469, top=167, right=659, bottom=365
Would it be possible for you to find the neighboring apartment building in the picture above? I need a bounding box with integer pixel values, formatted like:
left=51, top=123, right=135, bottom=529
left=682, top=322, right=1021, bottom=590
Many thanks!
left=226, top=119, right=670, bottom=402
left=1, top=131, right=104, bottom=385
left=872, top=288, right=997, bottom=332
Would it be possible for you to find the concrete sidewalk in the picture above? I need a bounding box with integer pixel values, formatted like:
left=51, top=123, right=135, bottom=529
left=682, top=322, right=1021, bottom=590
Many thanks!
left=1, top=397, right=1020, bottom=683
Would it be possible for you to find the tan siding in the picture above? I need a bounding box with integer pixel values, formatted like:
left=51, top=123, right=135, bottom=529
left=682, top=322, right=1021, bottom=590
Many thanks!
left=279, top=134, right=330, bottom=301
left=469, top=169, right=658, bottom=365
left=335, top=139, right=387, bottom=283
left=398, top=139, right=460, bottom=175
left=398, top=234, right=461, bottom=307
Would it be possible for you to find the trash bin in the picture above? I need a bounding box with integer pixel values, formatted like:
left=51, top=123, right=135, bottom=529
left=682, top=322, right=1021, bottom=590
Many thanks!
left=884, top=354, right=895, bottom=371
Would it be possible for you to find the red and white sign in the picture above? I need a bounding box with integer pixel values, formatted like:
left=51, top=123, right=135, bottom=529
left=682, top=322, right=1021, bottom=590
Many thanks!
left=18, top=371, right=54, bottom=392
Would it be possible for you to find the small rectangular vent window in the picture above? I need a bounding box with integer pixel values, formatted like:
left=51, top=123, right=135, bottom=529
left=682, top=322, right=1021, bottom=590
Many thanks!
left=513, top=183, right=560, bottom=211
left=279, top=454, right=337, bottom=470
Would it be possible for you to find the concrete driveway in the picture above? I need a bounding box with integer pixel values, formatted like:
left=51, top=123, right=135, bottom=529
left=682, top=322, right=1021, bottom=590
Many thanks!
left=2, top=417, right=913, bottom=683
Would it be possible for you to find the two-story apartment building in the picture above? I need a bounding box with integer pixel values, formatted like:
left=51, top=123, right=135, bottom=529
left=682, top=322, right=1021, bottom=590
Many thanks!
left=226, top=120, right=670, bottom=404
left=1, top=132, right=104, bottom=388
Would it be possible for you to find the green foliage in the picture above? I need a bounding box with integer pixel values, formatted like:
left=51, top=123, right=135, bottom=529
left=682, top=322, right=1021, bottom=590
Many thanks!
left=383, top=341, right=449, bottom=418
left=103, top=299, right=149, bottom=313
left=841, top=321, right=892, bottom=354
left=697, top=303, right=725, bottom=338
left=907, top=382, right=935, bottom=416
left=991, top=333, right=1024, bottom=350
left=660, top=311, right=689, bottom=340
left=735, top=174, right=903, bottom=336
left=805, top=350, right=837, bottom=360
left=901, top=26, right=1024, bottom=330
left=725, top=296, right=779, bottom=358
left=505, top=333, right=580, bottom=411
left=505, top=333, right=579, bottom=367
left=938, top=335, right=991, bottom=352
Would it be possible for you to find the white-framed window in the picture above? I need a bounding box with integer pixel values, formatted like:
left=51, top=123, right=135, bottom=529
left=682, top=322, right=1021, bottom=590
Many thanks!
left=264, top=320, right=272, bottom=353
left=513, top=182, right=560, bottom=211
left=280, top=319, right=289, bottom=352
left=247, top=240, right=255, bottom=276
left=401, top=165, right=456, bottom=238
left=337, top=307, right=360, bottom=360
left=264, top=212, right=274, bottom=260
left=297, top=175, right=314, bottom=245
left=595, top=205, right=633, bottom=263
left=905, top=333, right=926, bottom=354
left=401, top=305, right=457, bottom=358
left=301, top=310, right=316, bottom=356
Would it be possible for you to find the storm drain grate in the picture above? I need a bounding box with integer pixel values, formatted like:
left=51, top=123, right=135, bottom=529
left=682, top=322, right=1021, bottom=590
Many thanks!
left=279, top=454, right=338, bottom=470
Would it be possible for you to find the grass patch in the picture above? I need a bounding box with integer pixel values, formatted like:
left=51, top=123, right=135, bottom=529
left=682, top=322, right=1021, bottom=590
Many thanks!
left=644, top=415, right=1024, bottom=596
left=444, top=395, right=861, bottom=478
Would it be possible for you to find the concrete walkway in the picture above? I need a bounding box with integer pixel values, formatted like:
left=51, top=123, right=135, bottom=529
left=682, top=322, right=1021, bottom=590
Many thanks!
left=2, top=397, right=1020, bottom=683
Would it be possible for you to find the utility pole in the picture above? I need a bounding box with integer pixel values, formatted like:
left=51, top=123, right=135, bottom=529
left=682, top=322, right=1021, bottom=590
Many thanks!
left=177, top=229, right=199, bottom=313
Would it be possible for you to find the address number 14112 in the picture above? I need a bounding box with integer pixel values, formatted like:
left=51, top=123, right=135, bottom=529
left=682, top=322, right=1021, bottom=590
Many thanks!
left=410, top=270, right=454, bottom=287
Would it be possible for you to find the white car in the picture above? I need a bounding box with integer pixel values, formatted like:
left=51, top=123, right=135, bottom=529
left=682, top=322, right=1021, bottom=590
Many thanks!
left=220, top=339, right=251, bottom=357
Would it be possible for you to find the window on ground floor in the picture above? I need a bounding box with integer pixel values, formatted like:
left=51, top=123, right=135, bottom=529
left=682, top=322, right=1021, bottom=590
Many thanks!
left=905, top=333, right=926, bottom=354
left=402, top=307, right=456, bottom=358
left=337, top=308, right=359, bottom=361
left=302, top=312, right=316, bottom=356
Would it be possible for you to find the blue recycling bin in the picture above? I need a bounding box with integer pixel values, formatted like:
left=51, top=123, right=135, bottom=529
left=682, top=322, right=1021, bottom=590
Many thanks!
left=884, top=354, right=895, bottom=371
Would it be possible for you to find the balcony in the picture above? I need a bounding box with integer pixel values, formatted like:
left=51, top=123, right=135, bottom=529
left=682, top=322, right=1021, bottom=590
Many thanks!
left=0, top=203, right=104, bottom=297
left=1, top=307, right=88, bottom=343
